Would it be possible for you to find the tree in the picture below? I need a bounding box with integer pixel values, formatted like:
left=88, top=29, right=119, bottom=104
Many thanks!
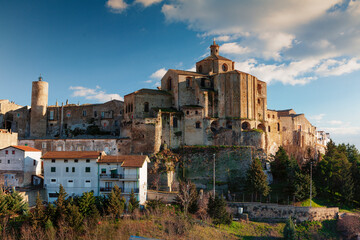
left=78, top=191, right=99, bottom=219
left=284, top=217, right=296, bottom=240
left=246, top=158, right=270, bottom=198
left=176, top=181, right=198, bottom=214
left=292, top=171, right=316, bottom=201
left=54, top=185, right=68, bottom=223
left=30, top=192, right=45, bottom=227
left=271, top=146, right=290, bottom=181
left=5, top=189, right=28, bottom=216
left=65, top=202, right=83, bottom=231
left=128, top=189, right=139, bottom=213
left=207, top=194, right=232, bottom=225
left=0, top=188, right=8, bottom=218
left=107, top=185, right=125, bottom=218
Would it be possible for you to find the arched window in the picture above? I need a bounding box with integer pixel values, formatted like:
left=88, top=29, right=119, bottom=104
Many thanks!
left=268, top=126, right=271, bottom=132
left=257, top=84, right=262, bottom=94
left=241, top=122, right=250, bottom=130
left=257, top=123, right=265, bottom=132
left=168, top=77, right=172, bottom=90
left=226, top=120, right=232, bottom=129
left=222, top=63, right=228, bottom=72
left=144, top=102, right=149, bottom=112
left=258, top=99, right=261, bottom=104
left=195, top=121, right=201, bottom=129
left=211, top=121, right=219, bottom=133
left=186, top=77, right=191, bottom=88
left=277, top=123, right=280, bottom=131
left=267, top=114, right=270, bottom=118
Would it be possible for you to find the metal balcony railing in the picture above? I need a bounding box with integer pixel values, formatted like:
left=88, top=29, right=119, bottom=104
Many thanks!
left=99, top=187, right=139, bottom=193
left=99, top=174, right=139, bottom=180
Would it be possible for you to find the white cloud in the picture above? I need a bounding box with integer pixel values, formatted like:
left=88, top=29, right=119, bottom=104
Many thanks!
left=69, top=86, right=123, bottom=102
left=322, top=126, right=360, bottom=136
left=220, top=42, right=251, bottom=55
left=145, top=68, right=167, bottom=86
left=161, top=0, right=360, bottom=84
left=106, top=0, right=128, bottom=13
left=309, top=114, right=326, bottom=122
left=135, top=0, right=162, bottom=7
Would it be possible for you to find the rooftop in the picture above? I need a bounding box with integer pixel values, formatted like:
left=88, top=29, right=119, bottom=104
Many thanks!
left=42, top=151, right=102, bottom=159
left=0, top=146, right=41, bottom=152
left=98, top=155, right=149, bottom=168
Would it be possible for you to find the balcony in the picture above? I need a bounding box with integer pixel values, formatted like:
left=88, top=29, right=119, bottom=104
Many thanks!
left=99, top=187, right=139, bottom=194
left=99, top=174, right=139, bottom=181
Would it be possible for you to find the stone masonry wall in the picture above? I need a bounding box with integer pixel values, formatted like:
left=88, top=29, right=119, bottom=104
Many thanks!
left=229, top=202, right=339, bottom=223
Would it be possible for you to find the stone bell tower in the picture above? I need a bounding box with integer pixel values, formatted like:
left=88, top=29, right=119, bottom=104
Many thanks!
left=30, top=75, right=48, bottom=138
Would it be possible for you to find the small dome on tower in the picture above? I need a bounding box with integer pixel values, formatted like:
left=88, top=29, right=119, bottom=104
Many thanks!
left=38, top=74, right=43, bottom=81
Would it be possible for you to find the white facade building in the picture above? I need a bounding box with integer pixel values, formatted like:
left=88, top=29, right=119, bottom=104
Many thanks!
left=42, top=151, right=149, bottom=205
left=98, top=155, right=149, bottom=205
left=42, top=151, right=101, bottom=202
left=316, top=131, right=331, bottom=146
left=0, top=146, right=42, bottom=187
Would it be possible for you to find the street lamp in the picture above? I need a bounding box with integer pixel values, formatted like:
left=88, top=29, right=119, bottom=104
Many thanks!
left=213, top=153, right=216, bottom=196
left=310, top=161, right=313, bottom=207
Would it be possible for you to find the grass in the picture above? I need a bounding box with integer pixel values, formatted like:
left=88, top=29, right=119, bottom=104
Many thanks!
left=220, top=221, right=284, bottom=239
left=298, top=199, right=324, bottom=208
left=295, top=220, right=340, bottom=240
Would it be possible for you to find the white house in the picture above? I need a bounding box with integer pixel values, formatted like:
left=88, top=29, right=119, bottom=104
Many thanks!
left=98, top=155, right=149, bottom=205
left=0, top=145, right=42, bottom=187
left=42, top=151, right=149, bottom=205
left=42, top=151, right=102, bottom=202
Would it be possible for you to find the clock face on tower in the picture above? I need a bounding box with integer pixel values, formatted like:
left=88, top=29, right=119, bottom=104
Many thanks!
left=222, top=63, right=228, bottom=72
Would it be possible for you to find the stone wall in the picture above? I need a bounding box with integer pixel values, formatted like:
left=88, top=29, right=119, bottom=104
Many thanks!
left=229, top=202, right=339, bottom=222
left=0, top=129, right=18, bottom=149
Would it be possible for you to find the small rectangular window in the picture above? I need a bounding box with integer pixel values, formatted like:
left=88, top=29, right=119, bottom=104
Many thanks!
left=51, top=179, right=56, bottom=183
left=72, top=167, right=75, bottom=172
left=64, top=159, right=68, bottom=163
left=74, top=159, right=78, bottom=163
left=49, top=110, right=54, bottom=120
left=0, top=160, right=2, bottom=163
left=42, top=142, right=46, bottom=149
left=82, top=110, right=86, bottom=117
left=5, top=150, right=8, bottom=154
left=101, top=111, right=105, bottom=118
left=51, top=167, right=56, bottom=172
left=85, top=167, right=91, bottom=173
left=49, top=193, right=59, bottom=198
left=66, top=167, right=69, bottom=172
left=94, top=111, right=97, bottom=117
left=85, top=180, right=90, bottom=183
left=86, top=159, right=90, bottom=163
left=8, top=160, right=10, bottom=164
left=101, top=168, right=106, bottom=174
left=51, top=159, right=56, bottom=163
left=33, top=160, right=36, bottom=166
left=68, top=180, right=73, bottom=183
left=12, top=150, right=15, bottom=154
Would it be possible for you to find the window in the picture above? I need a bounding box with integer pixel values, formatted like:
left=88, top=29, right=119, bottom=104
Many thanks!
left=5, top=150, right=8, bottom=154
left=144, top=102, right=149, bottom=112
left=94, top=111, right=97, bottom=117
left=42, top=142, right=46, bottom=149
left=257, top=84, right=262, bottom=94
left=86, top=159, right=90, bottom=163
left=196, top=122, right=201, bottom=129
left=198, top=65, right=203, bottom=73
left=268, top=126, right=271, bottom=132
left=0, top=160, right=2, bottom=163
left=278, top=123, right=280, bottom=131
left=49, top=110, right=54, bottom=120
left=51, top=167, right=56, bottom=172
left=201, top=78, right=205, bottom=87
left=17, top=113, right=20, bottom=117
left=8, top=160, right=10, bottom=164
left=101, top=111, right=105, bottom=118
left=74, top=159, right=78, bottom=163
left=50, top=179, right=56, bottom=183
left=12, top=150, right=15, bottom=154
left=64, top=159, right=68, bottom=163
left=168, top=77, right=172, bottom=90
left=222, top=63, right=228, bottom=72
left=173, top=117, right=178, bottom=128
left=101, top=168, right=106, bottom=174
left=257, top=99, right=261, bottom=104
left=33, top=160, right=36, bottom=166
left=72, top=167, right=75, bottom=172
left=186, top=77, right=191, bottom=88
left=82, top=110, right=86, bottom=117
left=195, top=110, right=198, bottom=115
left=85, top=180, right=90, bottom=183
left=49, top=193, right=59, bottom=198
left=66, top=111, right=71, bottom=117
left=85, top=167, right=91, bottom=173
left=51, top=159, right=56, bottom=163
left=66, top=167, right=69, bottom=172
left=68, top=180, right=73, bottom=183
left=186, top=111, right=189, bottom=115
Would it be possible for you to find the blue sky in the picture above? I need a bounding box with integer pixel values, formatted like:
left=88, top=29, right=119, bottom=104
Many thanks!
left=0, top=0, right=359, bottom=148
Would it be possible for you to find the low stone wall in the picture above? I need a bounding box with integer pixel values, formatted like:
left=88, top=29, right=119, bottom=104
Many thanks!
left=147, top=190, right=177, bottom=203
left=19, top=188, right=47, bottom=207
left=228, top=202, right=339, bottom=222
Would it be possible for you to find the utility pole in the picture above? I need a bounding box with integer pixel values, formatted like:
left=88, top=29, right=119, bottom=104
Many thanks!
left=310, top=161, right=313, bottom=207
left=213, top=153, right=216, bottom=197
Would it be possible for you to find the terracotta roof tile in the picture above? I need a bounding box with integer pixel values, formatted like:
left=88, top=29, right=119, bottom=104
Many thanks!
left=5, top=146, right=41, bottom=152
left=169, top=69, right=207, bottom=76
left=197, top=55, right=233, bottom=62
left=99, top=155, right=149, bottom=168
left=42, top=151, right=102, bottom=159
